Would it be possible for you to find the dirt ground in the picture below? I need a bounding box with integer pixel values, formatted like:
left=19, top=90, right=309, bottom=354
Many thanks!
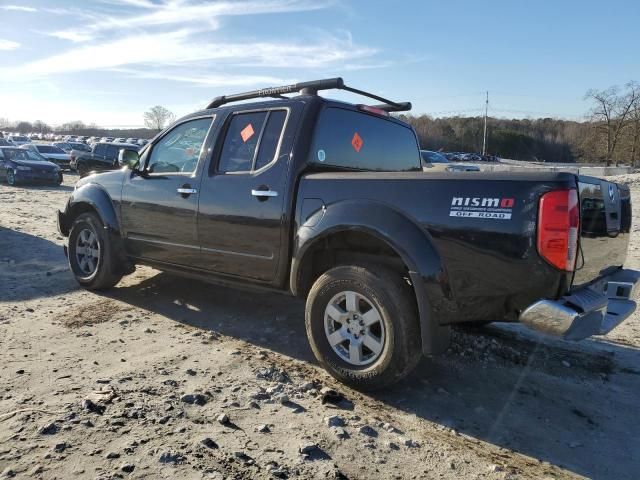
left=1, top=172, right=640, bottom=480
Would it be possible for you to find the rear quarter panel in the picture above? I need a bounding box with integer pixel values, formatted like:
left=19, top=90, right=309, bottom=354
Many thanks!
left=297, top=171, right=577, bottom=324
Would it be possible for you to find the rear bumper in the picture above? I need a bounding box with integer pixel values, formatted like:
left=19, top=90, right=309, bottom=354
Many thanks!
left=519, top=268, right=640, bottom=340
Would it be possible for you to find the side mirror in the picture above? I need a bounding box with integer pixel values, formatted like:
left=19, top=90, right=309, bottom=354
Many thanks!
left=118, top=148, right=140, bottom=170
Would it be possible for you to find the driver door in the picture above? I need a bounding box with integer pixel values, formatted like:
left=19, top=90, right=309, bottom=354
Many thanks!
left=120, top=116, right=215, bottom=266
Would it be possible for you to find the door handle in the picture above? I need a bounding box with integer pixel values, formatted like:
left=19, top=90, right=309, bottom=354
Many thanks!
left=177, top=187, right=198, bottom=195
left=251, top=189, right=278, bottom=198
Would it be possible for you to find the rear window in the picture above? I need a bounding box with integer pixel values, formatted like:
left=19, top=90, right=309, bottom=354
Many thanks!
left=309, top=107, right=420, bottom=171
left=37, top=146, right=65, bottom=154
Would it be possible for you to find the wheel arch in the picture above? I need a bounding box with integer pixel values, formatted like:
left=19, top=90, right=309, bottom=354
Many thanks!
left=291, top=200, right=452, bottom=355
left=59, top=183, right=120, bottom=237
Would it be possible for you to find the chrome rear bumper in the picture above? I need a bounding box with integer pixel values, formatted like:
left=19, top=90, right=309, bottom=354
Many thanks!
left=519, top=268, right=640, bottom=341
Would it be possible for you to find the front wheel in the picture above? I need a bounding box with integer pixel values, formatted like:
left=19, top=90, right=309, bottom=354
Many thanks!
left=68, top=212, right=122, bottom=290
left=6, top=169, right=16, bottom=186
left=305, top=265, right=422, bottom=391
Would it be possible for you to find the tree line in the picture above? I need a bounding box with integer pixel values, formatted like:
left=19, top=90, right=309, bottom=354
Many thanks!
left=401, top=81, right=639, bottom=165
left=0, top=105, right=176, bottom=140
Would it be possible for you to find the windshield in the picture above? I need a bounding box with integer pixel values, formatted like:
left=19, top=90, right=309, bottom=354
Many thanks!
left=2, top=148, right=32, bottom=161
left=11, top=136, right=28, bottom=142
left=37, top=145, right=65, bottom=154
left=421, top=150, right=449, bottom=164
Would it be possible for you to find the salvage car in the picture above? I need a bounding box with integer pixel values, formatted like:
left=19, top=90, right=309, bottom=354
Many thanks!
left=421, top=150, right=480, bottom=172
left=21, top=144, right=72, bottom=170
left=71, top=141, right=140, bottom=177
left=57, top=78, right=639, bottom=390
left=1, top=146, right=62, bottom=185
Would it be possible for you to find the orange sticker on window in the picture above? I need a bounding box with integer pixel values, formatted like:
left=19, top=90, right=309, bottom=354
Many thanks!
left=240, top=124, right=255, bottom=142
left=351, top=132, right=363, bottom=152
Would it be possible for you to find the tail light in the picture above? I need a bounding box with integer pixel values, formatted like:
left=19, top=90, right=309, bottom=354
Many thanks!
left=537, top=189, right=579, bottom=271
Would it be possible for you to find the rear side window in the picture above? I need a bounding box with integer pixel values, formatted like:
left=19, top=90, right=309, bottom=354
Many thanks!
left=95, top=144, right=106, bottom=156
left=309, top=107, right=420, bottom=171
left=217, top=109, right=287, bottom=173
left=106, top=145, right=119, bottom=159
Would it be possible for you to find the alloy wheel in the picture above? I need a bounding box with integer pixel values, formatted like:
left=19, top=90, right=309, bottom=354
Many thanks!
left=324, top=290, right=386, bottom=366
left=75, top=228, right=100, bottom=277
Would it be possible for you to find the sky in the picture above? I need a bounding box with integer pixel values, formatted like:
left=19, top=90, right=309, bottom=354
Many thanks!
left=0, top=0, right=639, bottom=128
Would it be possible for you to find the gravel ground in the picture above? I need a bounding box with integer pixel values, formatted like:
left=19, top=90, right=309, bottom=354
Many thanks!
left=1, top=172, right=640, bottom=479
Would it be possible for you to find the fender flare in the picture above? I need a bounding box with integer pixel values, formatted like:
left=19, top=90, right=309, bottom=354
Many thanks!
left=59, top=182, right=120, bottom=236
left=291, top=199, right=452, bottom=354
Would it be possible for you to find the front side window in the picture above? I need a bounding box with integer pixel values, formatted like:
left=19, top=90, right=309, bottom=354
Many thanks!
left=217, top=109, right=287, bottom=173
left=147, top=118, right=213, bottom=174
left=106, top=145, right=120, bottom=160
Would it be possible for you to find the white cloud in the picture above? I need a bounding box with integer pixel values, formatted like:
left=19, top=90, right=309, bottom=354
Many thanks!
left=0, top=5, right=37, bottom=12
left=0, top=38, right=20, bottom=50
left=47, top=0, right=331, bottom=43
left=2, top=29, right=377, bottom=81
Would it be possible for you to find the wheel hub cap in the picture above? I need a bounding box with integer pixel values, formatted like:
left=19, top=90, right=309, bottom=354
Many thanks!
left=75, top=228, right=100, bottom=276
left=324, top=291, right=385, bottom=366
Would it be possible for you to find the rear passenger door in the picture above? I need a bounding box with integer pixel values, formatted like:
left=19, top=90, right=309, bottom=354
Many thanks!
left=197, top=107, right=294, bottom=282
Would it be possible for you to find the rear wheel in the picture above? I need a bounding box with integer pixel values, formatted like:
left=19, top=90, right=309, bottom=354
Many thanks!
left=305, top=265, right=422, bottom=391
left=68, top=212, right=122, bottom=290
left=6, top=169, right=16, bottom=186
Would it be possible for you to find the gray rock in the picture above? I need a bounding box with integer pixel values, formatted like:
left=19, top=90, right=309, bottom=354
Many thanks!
left=201, top=437, right=219, bottom=449
left=274, top=393, right=289, bottom=404
left=105, top=452, right=120, bottom=459
left=216, top=413, right=229, bottom=424
left=180, top=393, right=207, bottom=406
left=0, top=467, right=16, bottom=478
left=256, top=424, right=270, bottom=433
left=358, top=425, right=377, bottom=437
left=382, top=422, right=398, bottom=433
left=299, top=442, right=319, bottom=454
left=562, top=360, right=571, bottom=368
left=385, top=441, right=400, bottom=450
left=53, top=442, right=70, bottom=453
left=186, top=368, right=197, bottom=376
left=331, top=427, right=349, bottom=439
left=38, top=422, right=59, bottom=435
left=159, top=451, right=185, bottom=464
left=402, top=438, right=420, bottom=448
left=324, top=415, right=345, bottom=427
left=121, top=463, right=135, bottom=473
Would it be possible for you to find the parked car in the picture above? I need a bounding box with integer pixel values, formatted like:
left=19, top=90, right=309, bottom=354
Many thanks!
left=137, top=139, right=149, bottom=146
left=0, top=138, right=14, bottom=146
left=125, top=138, right=139, bottom=144
left=420, top=150, right=480, bottom=172
left=0, top=146, right=62, bottom=185
left=113, top=137, right=127, bottom=143
left=71, top=142, right=140, bottom=177
left=100, top=137, right=115, bottom=143
left=7, top=135, right=31, bottom=146
left=57, top=78, right=639, bottom=390
left=21, top=144, right=72, bottom=170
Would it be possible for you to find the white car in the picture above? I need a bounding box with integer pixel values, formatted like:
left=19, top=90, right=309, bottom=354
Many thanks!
left=7, top=135, right=31, bottom=146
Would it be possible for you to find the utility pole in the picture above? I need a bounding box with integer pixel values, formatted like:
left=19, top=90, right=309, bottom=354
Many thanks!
left=482, top=91, right=488, bottom=156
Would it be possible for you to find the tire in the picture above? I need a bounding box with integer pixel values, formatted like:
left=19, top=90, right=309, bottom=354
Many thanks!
left=305, top=265, right=422, bottom=391
left=77, top=163, right=88, bottom=178
left=68, top=212, right=122, bottom=290
left=55, top=172, right=63, bottom=186
left=6, top=169, right=16, bottom=186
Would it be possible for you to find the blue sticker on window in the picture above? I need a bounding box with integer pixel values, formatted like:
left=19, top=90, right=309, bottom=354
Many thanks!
left=317, top=149, right=326, bottom=162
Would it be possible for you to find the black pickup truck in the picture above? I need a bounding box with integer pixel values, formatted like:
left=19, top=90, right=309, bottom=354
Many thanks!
left=57, top=78, right=639, bottom=390
left=71, top=141, right=140, bottom=178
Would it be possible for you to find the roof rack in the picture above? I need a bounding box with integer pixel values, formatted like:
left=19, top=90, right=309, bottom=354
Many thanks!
left=205, top=77, right=411, bottom=112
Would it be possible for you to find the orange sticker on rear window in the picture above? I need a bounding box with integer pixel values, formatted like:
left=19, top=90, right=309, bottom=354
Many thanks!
left=240, top=124, right=255, bottom=142
left=351, top=132, right=363, bottom=152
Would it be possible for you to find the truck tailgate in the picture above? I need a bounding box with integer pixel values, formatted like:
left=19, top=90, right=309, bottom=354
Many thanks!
left=573, top=176, right=631, bottom=288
